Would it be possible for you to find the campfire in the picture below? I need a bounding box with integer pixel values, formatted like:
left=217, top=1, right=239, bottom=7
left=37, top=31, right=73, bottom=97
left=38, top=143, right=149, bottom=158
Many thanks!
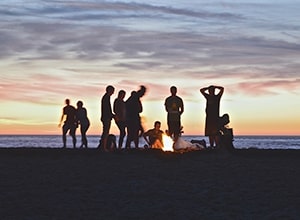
left=162, top=134, right=174, bottom=152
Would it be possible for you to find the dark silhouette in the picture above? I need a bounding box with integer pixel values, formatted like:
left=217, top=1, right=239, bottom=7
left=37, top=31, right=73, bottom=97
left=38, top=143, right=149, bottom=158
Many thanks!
left=76, top=100, right=90, bottom=148
left=113, top=90, right=127, bottom=149
left=107, top=134, right=117, bottom=150
left=164, top=86, right=184, bottom=143
left=125, top=91, right=139, bottom=149
left=143, top=121, right=164, bottom=149
left=99, top=85, right=115, bottom=151
left=137, top=86, right=146, bottom=137
left=200, top=85, right=224, bottom=148
left=219, top=113, right=234, bottom=150
left=58, top=99, right=77, bottom=148
left=125, top=86, right=146, bottom=149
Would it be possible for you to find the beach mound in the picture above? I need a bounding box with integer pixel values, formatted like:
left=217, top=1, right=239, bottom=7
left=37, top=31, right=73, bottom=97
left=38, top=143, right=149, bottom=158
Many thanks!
left=1, top=148, right=300, bottom=219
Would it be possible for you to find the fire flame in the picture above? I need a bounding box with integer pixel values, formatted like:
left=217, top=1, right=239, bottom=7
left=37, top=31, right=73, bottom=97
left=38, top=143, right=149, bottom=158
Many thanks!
left=162, top=134, right=174, bottom=152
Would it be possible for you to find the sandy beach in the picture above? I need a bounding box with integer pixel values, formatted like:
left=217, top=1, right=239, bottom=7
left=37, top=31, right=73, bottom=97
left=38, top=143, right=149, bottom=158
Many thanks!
left=0, top=148, right=299, bottom=219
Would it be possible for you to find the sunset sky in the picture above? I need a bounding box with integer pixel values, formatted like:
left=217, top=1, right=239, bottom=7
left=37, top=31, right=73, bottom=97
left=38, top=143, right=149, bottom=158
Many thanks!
left=1, top=0, right=299, bottom=136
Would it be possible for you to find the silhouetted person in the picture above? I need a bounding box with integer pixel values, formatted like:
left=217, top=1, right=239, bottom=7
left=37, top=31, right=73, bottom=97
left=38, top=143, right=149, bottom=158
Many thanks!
left=219, top=113, right=234, bottom=150
left=125, top=91, right=138, bottom=149
left=113, top=90, right=126, bottom=149
left=164, top=86, right=184, bottom=143
left=58, top=98, right=77, bottom=148
left=143, top=121, right=164, bottom=149
left=125, top=86, right=146, bottom=149
left=137, top=85, right=146, bottom=137
left=99, top=85, right=115, bottom=151
left=76, top=100, right=90, bottom=148
left=200, top=85, right=224, bottom=148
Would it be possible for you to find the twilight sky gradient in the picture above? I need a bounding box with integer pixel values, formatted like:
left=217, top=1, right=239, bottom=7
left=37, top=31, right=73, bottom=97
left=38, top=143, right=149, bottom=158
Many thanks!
left=1, top=0, right=299, bottom=135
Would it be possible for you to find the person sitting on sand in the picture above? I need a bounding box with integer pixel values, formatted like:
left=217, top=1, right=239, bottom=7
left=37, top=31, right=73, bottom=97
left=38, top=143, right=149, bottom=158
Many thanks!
left=107, top=134, right=117, bottom=151
left=143, top=121, right=164, bottom=149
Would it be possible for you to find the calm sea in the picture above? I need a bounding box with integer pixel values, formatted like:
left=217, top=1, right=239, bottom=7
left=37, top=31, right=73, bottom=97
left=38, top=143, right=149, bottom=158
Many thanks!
left=0, top=135, right=299, bottom=149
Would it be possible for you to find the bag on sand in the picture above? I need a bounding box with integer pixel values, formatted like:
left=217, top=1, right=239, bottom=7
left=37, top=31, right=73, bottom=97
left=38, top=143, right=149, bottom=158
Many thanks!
left=174, top=137, right=205, bottom=151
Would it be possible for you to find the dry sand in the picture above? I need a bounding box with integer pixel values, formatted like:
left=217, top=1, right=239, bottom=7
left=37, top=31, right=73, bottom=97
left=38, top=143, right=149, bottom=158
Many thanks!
left=0, top=148, right=299, bottom=219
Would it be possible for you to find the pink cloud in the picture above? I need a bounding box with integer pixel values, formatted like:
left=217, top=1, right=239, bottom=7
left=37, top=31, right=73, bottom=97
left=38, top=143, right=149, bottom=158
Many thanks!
left=0, top=73, right=102, bottom=104
left=234, top=79, right=300, bottom=96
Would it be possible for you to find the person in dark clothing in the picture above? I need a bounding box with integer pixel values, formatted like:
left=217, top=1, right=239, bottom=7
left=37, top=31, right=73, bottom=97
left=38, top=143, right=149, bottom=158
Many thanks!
left=76, top=100, right=90, bottom=148
left=200, top=85, right=224, bottom=148
left=58, top=99, right=77, bottom=148
left=113, top=90, right=126, bottom=149
left=164, top=86, right=184, bottom=143
left=125, top=86, right=146, bottom=149
left=99, top=85, right=115, bottom=151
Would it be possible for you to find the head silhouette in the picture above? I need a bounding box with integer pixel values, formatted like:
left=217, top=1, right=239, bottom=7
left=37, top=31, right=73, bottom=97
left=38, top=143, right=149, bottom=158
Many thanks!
left=154, top=121, right=161, bottom=130
left=118, top=90, right=126, bottom=99
left=77, top=100, right=83, bottom=108
left=208, top=85, right=215, bottom=95
left=65, top=99, right=70, bottom=105
left=137, top=85, right=146, bottom=97
left=106, top=85, right=115, bottom=95
left=170, top=86, right=177, bottom=96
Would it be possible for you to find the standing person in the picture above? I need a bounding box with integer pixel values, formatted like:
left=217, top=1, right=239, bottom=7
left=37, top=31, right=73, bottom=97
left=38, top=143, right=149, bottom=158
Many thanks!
left=200, top=85, right=224, bottom=148
left=137, top=85, right=146, bottom=137
left=125, top=85, right=146, bottom=149
left=143, top=121, right=164, bottom=149
left=76, top=100, right=90, bottom=148
left=99, top=85, right=115, bottom=151
left=113, top=90, right=126, bottom=149
left=58, top=98, right=77, bottom=148
left=164, top=86, right=184, bottom=143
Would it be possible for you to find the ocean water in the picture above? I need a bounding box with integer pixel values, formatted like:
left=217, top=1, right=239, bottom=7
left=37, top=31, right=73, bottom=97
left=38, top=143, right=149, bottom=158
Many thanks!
left=0, top=135, right=299, bottom=149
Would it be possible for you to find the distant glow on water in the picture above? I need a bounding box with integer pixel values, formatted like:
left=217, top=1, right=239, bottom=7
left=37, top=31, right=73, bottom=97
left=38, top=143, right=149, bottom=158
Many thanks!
left=233, top=136, right=300, bottom=150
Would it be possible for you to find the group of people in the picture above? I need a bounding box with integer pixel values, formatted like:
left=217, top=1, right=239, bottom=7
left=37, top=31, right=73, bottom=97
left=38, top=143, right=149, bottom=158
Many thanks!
left=59, top=84, right=227, bottom=150
left=58, top=99, right=90, bottom=148
left=99, top=85, right=147, bottom=151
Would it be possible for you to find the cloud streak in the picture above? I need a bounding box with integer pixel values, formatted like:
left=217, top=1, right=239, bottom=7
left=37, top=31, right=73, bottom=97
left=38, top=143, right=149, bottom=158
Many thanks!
left=0, top=0, right=300, bottom=135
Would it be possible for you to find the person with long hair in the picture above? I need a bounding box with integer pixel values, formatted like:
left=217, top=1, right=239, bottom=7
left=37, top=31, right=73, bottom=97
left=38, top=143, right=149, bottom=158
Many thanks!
left=76, top=100, right=90, bottom=148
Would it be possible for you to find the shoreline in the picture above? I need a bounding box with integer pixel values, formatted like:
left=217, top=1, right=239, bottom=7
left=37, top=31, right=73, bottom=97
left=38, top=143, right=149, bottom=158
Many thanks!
left=1, top=135, right=299, bottom=150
